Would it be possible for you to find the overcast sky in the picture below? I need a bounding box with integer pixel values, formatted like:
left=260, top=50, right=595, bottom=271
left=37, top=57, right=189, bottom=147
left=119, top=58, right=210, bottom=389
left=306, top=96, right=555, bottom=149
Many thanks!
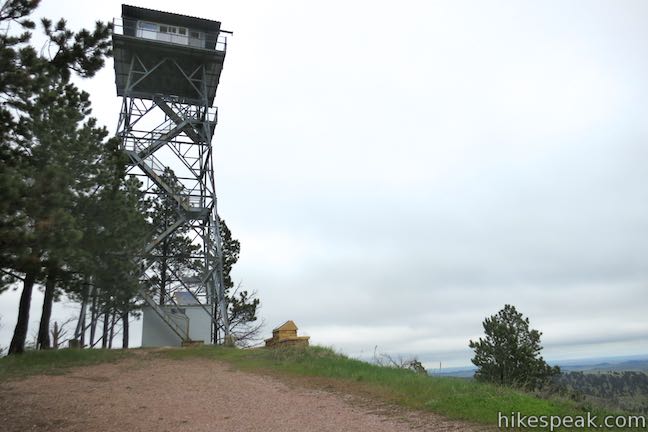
left=1, top=0, right=647, bottom=367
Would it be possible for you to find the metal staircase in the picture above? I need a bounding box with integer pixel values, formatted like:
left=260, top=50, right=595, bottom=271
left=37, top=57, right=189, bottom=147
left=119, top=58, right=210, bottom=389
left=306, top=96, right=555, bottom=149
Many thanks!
left=138, top=286, right=189, bottom=341
left=120, top=99, right=224, bottom=344
left=153, top=97, right=218, bottom=144
left=137, top=118, right=192, bottom=160
left=126, top=149, right=196, bottom=211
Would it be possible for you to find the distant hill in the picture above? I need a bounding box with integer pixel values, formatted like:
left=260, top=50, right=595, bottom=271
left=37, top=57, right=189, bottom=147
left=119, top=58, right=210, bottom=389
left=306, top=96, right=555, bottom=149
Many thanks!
left=428, top=355, right=648, bottom=378
left=559, top=359, right=648, bottom=373
left=556, top=371, right=648, bottom=414
left=429, top=367, right=475, bottom=378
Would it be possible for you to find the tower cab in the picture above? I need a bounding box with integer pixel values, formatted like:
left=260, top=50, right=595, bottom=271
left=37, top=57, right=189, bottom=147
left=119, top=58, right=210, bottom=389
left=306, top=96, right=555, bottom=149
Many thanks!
left=112, top=4, right=228, bottom=105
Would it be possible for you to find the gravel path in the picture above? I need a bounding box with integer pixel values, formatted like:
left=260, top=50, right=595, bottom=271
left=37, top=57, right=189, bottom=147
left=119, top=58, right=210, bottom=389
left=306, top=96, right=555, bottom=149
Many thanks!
left=0, top=356, right=487, bottom=431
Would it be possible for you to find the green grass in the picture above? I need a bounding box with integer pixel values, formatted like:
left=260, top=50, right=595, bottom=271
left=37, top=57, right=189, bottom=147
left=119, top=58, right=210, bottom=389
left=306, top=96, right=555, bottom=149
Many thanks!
left=0, top=348, right=132, bottom=381
left=1, top=346, right=641, bottom=430
left=160, top=345, right=640, bottom=430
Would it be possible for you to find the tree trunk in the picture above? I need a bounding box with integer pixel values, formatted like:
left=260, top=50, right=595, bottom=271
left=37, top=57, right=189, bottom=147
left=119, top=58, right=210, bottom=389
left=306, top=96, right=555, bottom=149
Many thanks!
left=8, top=271, right=37, bottom=355
left=51, top=321, right=60, bottom=348
left=108, top=312, right=116, bottom=349
left=159, top=239, right=168, bottom=305
left=75, top=282, right=90, bottom=346
left=122, top=311, right=129, bottom=348
left=101, top=308, right=110, bottom=348
left=37, top=267, right=57, bottom=349
left=89, top=290, right=98, bottom=346
left=213, top=303, right=220, bottom=344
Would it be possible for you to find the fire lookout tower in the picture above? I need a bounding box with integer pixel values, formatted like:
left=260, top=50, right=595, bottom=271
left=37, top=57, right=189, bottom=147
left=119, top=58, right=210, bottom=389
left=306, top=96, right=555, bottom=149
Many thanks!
left=112, top=5, right=232, bottom=345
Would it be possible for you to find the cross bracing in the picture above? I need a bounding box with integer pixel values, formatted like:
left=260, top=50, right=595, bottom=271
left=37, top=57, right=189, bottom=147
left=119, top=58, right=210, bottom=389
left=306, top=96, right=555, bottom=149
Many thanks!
left=113, top=13, right=231, bottom=344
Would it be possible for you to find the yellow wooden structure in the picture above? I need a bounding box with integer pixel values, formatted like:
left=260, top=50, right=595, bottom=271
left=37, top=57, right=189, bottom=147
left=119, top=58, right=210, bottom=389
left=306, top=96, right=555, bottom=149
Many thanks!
left=265, top=320, right=310, bottom=348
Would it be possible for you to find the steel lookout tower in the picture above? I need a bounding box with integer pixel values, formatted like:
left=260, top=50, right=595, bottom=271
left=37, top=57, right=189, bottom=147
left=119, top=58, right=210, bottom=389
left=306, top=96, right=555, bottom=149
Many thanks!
left=112, top=4, right=232, bottom=345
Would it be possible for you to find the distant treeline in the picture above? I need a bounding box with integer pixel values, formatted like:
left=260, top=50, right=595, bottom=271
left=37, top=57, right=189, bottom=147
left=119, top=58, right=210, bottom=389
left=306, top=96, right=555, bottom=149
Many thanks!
left=553, top=371, right=648, bottom=414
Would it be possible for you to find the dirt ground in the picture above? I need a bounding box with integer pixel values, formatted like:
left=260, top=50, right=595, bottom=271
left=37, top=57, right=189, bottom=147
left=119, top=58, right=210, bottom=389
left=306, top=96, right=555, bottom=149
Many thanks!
left=0, top=355, right=488, bottom=431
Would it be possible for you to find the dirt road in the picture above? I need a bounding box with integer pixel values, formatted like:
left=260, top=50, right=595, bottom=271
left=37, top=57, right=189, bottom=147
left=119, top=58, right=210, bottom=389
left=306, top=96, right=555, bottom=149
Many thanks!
left=0, top=356, right=486, bottom=431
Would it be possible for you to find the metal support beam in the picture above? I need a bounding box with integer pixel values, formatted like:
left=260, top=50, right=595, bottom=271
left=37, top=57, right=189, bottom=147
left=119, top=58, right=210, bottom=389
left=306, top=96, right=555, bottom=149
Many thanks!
left=115, top=46, right=231, bottom=345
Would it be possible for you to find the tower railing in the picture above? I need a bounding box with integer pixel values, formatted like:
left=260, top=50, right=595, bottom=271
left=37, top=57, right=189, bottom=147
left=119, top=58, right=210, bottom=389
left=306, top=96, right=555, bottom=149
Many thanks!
left=113, top=18, right=229, bottom=52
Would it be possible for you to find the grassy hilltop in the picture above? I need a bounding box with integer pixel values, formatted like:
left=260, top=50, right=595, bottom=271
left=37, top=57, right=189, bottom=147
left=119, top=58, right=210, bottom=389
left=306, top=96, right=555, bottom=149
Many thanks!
left=1, top=345, right=643, bottom=431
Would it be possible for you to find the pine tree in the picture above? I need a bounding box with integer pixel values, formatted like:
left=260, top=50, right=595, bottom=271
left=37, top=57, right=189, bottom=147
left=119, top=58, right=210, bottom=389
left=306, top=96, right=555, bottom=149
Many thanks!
left=145, top=170, right=260, bottom=344
left=9, top=80, right=107, bottom=353
left=1, top=0, right=112, bottom=354
left=219, top=220, right=261, bottom=345
left=469, top=304, right=560, bottom=390
left=32, top=82, right=111, bottom=349
left=148, top=168, right=200, bottom=305
left=75, top=144, right=150, bottom=349
left=0, top=0, right=111, bottom=143
left=96, top=175, right=150, bottom=348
